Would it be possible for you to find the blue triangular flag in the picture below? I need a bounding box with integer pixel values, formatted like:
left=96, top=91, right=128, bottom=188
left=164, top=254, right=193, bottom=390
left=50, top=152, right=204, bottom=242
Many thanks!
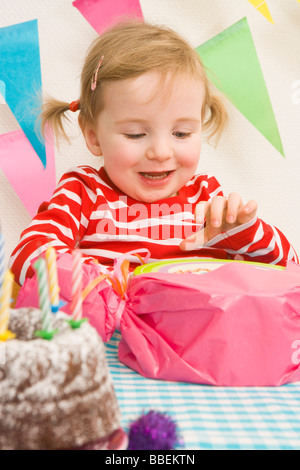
left=0, top=19, right=46, bottom=167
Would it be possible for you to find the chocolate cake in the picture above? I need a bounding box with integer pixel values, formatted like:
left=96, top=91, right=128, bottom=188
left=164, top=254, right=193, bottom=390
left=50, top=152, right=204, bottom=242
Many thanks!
left=0, top=307, right=123, bottom=450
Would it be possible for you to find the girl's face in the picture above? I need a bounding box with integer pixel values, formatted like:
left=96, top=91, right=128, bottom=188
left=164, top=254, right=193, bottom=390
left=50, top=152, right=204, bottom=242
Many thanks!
left=84, top=71, right=204, bottom=202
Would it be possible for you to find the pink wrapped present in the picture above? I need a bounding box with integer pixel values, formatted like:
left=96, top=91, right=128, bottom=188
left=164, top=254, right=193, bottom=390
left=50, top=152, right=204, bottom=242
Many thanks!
left=16, top=251, right=300, bottom=387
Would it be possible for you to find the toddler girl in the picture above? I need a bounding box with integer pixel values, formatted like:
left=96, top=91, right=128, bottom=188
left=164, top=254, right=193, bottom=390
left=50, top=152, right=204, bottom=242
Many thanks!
left=9, top=20, right=298, bottom=285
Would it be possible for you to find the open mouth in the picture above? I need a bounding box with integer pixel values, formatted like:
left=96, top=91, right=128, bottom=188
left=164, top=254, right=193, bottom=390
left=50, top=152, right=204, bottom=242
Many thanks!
left=139, top=170, right=173, bottom=180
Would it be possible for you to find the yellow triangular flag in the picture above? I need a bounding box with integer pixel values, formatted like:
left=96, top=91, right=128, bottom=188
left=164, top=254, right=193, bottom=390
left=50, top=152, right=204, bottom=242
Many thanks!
left=248, top=0, right=274, bottom=23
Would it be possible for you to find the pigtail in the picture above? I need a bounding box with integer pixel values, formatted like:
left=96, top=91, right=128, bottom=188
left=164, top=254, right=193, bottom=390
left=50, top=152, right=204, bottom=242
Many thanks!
left=39, top=97, right=77, bottom=144
left=202, top=93, right=228, bottom=145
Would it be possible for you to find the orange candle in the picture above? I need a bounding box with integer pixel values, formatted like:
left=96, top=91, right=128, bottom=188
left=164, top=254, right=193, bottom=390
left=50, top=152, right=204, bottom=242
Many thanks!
left=45, top=246, right=60, bottom=311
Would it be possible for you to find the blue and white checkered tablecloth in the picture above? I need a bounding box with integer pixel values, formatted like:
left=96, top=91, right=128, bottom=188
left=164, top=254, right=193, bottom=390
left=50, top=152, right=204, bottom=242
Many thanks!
left=105, top=332, right=300, bottom=450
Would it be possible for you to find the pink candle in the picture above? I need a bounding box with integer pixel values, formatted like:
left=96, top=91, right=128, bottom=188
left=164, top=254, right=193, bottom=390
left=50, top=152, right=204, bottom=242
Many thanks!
left=71, top=249, right=83, bottom=321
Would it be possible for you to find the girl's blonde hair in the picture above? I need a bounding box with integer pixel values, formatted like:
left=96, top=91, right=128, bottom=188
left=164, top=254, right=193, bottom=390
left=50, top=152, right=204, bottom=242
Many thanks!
left=41, top=20, right=227, bottom=143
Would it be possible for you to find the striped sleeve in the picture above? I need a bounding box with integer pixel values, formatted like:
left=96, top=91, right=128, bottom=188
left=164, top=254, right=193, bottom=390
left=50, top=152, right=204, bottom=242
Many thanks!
left=9, top=166, right=98, bottom=285
left=205, top=216, right=299, bottom=266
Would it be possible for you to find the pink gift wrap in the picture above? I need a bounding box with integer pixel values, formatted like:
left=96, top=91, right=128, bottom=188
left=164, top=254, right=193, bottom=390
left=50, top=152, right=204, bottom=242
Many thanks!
left=16, top=254, right=300, bottom=387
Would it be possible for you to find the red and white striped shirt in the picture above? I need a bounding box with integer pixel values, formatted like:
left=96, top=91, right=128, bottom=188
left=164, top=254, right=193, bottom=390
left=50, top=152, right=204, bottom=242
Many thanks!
left=9, top=165, right=299, bottom=285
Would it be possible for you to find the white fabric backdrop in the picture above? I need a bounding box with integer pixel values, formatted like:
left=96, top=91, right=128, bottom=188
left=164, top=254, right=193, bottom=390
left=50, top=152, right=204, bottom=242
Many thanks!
left=1, top=0, right=300, bottom=266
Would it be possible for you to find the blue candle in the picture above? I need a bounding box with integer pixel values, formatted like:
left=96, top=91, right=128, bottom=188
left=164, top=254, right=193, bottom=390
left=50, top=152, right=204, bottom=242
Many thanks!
left=34, top=257, right=52, bottom=332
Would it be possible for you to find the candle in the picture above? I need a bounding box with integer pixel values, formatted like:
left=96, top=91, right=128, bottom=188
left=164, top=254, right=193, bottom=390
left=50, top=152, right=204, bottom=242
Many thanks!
left=71, top=249, right=83, bottom=321
left=45, top=246, right=60, bottom=311
left=0, top=270, right=14, bottom=334
left=0, top=234, right=5, bottom=293
left=34, top=257, right=52, bottom=332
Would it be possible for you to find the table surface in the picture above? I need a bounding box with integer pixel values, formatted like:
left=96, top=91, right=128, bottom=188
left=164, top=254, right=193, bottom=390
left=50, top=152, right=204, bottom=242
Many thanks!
left=105, top=331, right=300, bottom=450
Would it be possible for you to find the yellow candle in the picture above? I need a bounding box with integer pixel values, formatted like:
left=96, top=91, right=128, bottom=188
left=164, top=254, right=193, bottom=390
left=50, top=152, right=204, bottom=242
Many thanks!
left=0, top=270, right=14, bottom=334
left=45, top=246, right=60, bottom=311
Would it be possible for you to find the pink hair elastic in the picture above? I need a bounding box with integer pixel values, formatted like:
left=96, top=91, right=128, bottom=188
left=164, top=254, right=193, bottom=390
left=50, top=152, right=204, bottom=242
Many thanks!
left=91, top=55, right=104, bottom=91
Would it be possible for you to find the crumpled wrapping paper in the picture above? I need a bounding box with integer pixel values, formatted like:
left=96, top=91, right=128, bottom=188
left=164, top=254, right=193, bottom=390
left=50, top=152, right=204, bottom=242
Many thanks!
left=16, top=253, right=300, bottom=387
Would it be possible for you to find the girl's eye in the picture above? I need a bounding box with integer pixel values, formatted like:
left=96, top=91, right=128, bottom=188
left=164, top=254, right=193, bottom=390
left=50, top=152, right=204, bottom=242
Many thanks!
left=124, top=133, right=145, bottom=140
left=173, top=132, right=192, bottom=139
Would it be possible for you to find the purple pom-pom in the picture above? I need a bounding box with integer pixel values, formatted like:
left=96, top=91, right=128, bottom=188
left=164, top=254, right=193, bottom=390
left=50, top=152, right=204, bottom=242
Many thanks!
left=128, top=410, right=181, bottom=450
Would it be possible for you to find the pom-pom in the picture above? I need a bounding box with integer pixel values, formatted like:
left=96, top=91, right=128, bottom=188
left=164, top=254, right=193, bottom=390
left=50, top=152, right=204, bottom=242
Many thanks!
left=128, top=410, right=182, bottom=450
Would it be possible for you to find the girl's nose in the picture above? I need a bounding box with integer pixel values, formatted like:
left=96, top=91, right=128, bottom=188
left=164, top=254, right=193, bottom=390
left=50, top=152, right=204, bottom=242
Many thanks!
left=146, top=138, right=173, bottom=162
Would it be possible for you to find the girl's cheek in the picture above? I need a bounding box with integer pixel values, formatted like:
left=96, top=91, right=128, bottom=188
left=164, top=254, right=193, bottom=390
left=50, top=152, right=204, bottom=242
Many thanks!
left=180, top=149, right=201, bottom=167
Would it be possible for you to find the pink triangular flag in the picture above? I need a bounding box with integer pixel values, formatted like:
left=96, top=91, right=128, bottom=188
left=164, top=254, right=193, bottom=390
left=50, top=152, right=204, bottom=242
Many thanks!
left=0, top=129, right=56, bottom=217
left=73, top=0, right=143, bottom=34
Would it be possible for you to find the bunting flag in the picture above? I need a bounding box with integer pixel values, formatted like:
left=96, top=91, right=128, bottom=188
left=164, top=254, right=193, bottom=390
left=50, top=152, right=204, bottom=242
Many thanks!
left=247, top=0, right=274, bottom=24
left=197, top=17, right=284, bottom=157
left=73, top=0, right=143, bottom=34
left=0, top=19, right=46, bottom=168
left=0, top=130, right=56, bottom=217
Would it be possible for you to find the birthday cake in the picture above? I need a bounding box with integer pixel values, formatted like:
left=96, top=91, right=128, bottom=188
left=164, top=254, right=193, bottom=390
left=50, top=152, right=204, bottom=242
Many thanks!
left=0, top=307, right=125, bottom=450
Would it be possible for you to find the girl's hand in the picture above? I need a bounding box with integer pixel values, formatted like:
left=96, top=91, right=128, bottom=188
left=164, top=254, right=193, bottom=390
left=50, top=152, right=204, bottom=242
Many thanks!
left=180, top=193, right=258, bottom=251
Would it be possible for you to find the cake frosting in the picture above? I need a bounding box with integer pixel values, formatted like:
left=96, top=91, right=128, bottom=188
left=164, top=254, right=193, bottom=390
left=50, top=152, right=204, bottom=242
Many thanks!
left=0, top=307, right=122, bottom=450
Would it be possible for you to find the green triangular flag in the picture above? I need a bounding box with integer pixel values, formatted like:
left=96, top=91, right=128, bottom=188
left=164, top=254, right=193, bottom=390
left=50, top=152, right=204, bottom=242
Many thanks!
left=196, top=17, right=284, bottom=157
